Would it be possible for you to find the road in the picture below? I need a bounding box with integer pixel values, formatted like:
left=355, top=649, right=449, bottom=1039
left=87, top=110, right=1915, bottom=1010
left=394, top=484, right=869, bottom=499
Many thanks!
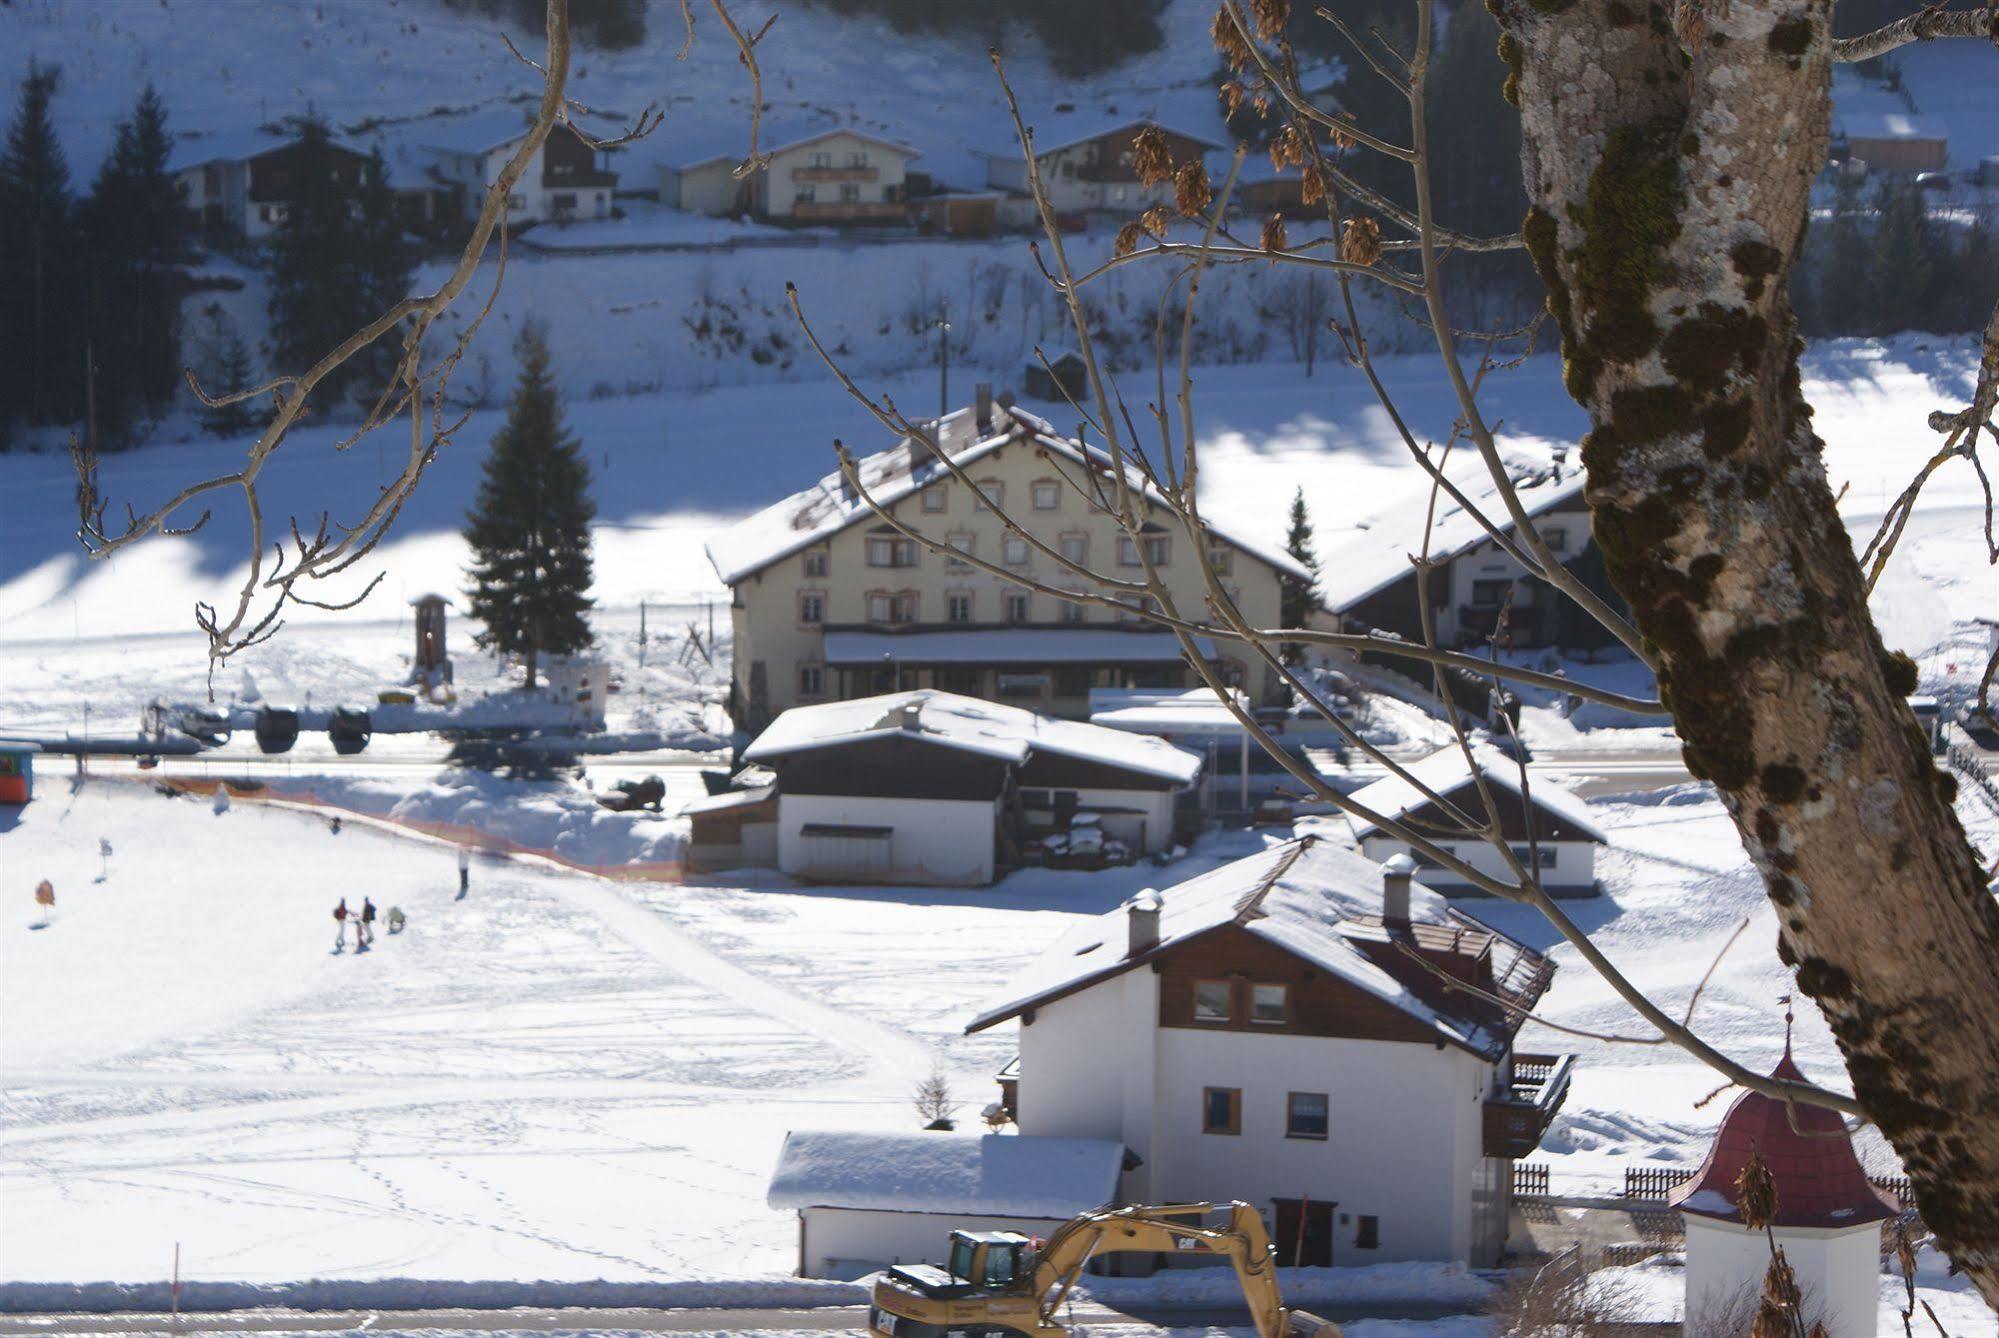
left=0, top=1299, right=1485, bottom=1335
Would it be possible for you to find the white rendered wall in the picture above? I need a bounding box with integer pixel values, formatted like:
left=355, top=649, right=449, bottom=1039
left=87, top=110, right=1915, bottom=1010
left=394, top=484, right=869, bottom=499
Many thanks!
left=777, top=794, right=997, bottom=885
left=1683, top=1216, right=1881, bottom=1338
left=1358, top=834, right=1596, bottom=894
left=797, top=1207, right=1071, bottom=1279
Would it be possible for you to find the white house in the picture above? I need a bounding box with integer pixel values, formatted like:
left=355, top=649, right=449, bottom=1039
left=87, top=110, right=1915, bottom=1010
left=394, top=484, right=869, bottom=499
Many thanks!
left=1668, top=1047, right=1900, bottom=1338
left=983, top=118, right=1222, bottom=216
left=767, top=1129, right=1126, bottom=1279
left=966, top=836, right=1570, bottom=1267
left=741, top=689, right=1203, bottom=885
left=664, top=127, right=917, bottom=224
left=1341, top=745, right=1607, bottom=896
left=425, top=114, right=619, bottom=225
left=170, top=130, right=373, bottom=242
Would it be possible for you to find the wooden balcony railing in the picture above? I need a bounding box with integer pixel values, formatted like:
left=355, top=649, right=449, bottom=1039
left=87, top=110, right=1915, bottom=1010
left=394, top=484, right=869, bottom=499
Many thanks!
left=1482, top=1051, right=1575, bottom=1158
left=793, top=165, right=880, bottom=182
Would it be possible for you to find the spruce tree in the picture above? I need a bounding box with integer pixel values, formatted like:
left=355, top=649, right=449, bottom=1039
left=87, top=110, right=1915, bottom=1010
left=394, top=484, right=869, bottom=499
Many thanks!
left=0, top=60, right=80, bottom=431
left=193, top=304, right=259, bottom=437
left=1870, top=176, right=1938, bottom=335
left=464, top=323, right=596, bottom=689
left=1280, top=487, right=1320, bottom=667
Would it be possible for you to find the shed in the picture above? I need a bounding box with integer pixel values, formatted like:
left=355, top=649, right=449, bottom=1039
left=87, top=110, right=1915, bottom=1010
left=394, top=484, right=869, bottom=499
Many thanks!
left=1839, top=113, right=1948, bottom=174
left=1341, top=745, right=1607, bottom=896
left=681, top=784, right=778, bottom=871
left=1023, top=350, right=1088, bottom=405
left=0, top=740, right=40, bottom=805
left=767, top=1129, right=1125, bottom=1279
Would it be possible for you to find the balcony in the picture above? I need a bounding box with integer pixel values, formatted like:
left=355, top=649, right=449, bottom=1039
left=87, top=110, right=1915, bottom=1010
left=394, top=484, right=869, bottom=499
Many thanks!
left=792, top=164, right=880, bottom=182
left=791, top=200, right=909, bottom=222
left=995, top=1056, right=1019, bottom=1121
left=1483, top=1051, right=1575, bottom=1158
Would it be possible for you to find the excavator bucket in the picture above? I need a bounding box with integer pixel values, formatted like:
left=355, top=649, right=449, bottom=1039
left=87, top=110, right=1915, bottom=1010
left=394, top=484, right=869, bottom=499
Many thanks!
left=1286, top=1309, right=1345, bottom=1338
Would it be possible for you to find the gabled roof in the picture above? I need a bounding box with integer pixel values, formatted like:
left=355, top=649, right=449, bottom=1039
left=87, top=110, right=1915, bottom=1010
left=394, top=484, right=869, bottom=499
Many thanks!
left=1314, top=452, right=1587, bottom=612
left=703, top=404, right=1313, bottom=588
left=1342, top=745, right=1609, bottom=844
left=742, top=689, right=1202, bottom=785
left=966, top=835, right=1552, bottom=1058
left=1837, top=112, right=1946, bottom=143
left=677, top=124, right=920, bottom=172
left=1667, top=1050, right=1899, bottom=1230
left=767, top=1130, right=1123, bottom=1219
left=167, top=128, right=369, bottom=174
left=988, top=117, right=1226, bottom=162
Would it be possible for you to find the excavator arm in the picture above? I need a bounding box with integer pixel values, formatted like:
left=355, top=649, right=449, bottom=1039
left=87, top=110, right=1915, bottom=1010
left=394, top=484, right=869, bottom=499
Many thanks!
left=1027, top=1202, right=1341, bottom=1338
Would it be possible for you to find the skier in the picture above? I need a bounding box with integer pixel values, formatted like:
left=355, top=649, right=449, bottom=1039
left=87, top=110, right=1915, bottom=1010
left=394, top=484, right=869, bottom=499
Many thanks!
left=456, top=846, right=470, bottom=900
left=332, top=897, right=349, bottom=953
left=359, top=897, right=377, bottom=949
left=34, top=879, right=56, bottom=928
left=386, top=905, right=406, bottom=935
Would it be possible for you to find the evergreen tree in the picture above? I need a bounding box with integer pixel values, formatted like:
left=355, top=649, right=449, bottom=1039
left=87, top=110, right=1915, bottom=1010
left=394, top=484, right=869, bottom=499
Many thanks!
left=464, top=324, right=596, bottom=689
left=80, top=84, right=183, bottom=446
left=1280, top=486, right=1320, bottom=666
left=267, top=117, right=413, bottom=410
left=1870, top=175, right=1938, bottom=334
left=0, top=60, right=81, bottom=432
left=1815, top=171, right=1874, bottom=335
left=192, top=304, right=259, bottom=437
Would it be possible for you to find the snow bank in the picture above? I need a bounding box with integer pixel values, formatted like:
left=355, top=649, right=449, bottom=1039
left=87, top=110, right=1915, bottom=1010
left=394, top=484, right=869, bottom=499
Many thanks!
left=767, top=1129, right=1124, bottom=1218
left=0, top=1277, right=864, bottom=1315
left=1072, top=1261, right=1498, bottom=1309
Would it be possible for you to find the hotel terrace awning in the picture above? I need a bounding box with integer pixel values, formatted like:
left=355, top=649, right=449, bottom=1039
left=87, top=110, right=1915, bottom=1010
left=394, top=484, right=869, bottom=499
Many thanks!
left=821, top=628, right=1216, bottom=667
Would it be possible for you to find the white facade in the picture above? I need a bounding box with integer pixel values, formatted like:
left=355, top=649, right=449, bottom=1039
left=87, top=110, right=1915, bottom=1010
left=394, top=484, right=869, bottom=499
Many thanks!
left=663, top=157, right=743, bottom=216
left=1357, top=833, right=1597, bottom=896
left=1013, top=969, right=1502, bottom=1265
left=777, top=794, right=999, bottom=886
left=763, top=131, right=913, bottom=221
left=542, top=657, right=612, bottom=729
left=432, top=134, right=612, bottom=226
left=1683, top=1215, right=1881, bottom=1338
left=796, top=1206, right=1070, bottom=1280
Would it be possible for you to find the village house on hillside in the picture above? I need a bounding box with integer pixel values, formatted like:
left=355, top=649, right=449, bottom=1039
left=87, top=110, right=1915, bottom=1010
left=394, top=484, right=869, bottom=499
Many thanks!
left=424, top=114, right=620, bottom=225
left=983, top=118, right=1221, bottom=217
left=734, top=689, right=1202, bottom=885
left=1316, top=452, right=1624, bottom=655
left=171, top=130, right=373, bottom=242
left=1342, top=746, right=1608, bottom=897
left=663, top=127, right=918, bottom=224
left=967, top=836, right=1570, bottom=1268
left=705, top=395, right=1310, bottom=729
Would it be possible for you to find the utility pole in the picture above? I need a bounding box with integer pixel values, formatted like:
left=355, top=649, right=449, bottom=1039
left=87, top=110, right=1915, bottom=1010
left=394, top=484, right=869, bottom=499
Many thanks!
left=937, top=297, right=951, bottom=419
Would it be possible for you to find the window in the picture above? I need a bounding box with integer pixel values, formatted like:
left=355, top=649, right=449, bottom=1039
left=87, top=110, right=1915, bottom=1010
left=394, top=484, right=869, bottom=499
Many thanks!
left=1117, top=594, right=1161, bottom=624
left=867, top=591, right=917, bottom=624
left=1470, top=578, right=1511, bottom=608
left=1003, top=536, right=1029, bottom=566
left=1207, top=542, right=1233, bottom=575
left=921, top=484, right=948, bottom=513
left=1543, top=525, right=1568, bottom=553
left=947, top=592, right=973, bottom=624
left=847, top=150, right=870, bottom=167
left=1355, top=1216, right=1380, bottom=1250
left=866, top=535, right=918, bottom=568
left=810, top=150, right=832, bottom=167
left=1031, top=480, right=1061, bottom=511
left=796, top=183, right=817, bottom=202
left=1251, top=984, right=1288, bottom=1024
left=1202, top=1086, right=1242, bottom=1135
left=1286, top=1091, right=1329, bottom=1140
left=1004, top=592, right=1030, bottom=623
left=946, top=531, right=975, bottom=570
left=803, top=547, right=829, bottom=577
left=1117, top=534, right=1171, bottom=567
left=974, top=480, right=1004, bottom=511
left=1193, top=980, right=1232, bottom=1022
left=799, top=665, right=825, bottom=697
left=1510, top=843, right=1559, bottom=869
left=1059, top=532, right=1089, bottom=565
left=839, top=183, right=861, bottom=203
left=798, top=591, right=825, bottom=624
left=1058, top=593, right=1088, bottom=624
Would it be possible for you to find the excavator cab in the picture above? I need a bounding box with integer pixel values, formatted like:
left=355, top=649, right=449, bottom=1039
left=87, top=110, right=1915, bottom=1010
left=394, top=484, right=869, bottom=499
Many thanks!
left=885, top=1229, right=1034, bottom=1302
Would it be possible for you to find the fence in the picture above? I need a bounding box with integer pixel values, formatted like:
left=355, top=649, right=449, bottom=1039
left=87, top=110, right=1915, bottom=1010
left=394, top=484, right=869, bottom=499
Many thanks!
left=1622, top=1166, right=1690, bottom=1202
left=1516, top=1162, right=1551, bottom=1197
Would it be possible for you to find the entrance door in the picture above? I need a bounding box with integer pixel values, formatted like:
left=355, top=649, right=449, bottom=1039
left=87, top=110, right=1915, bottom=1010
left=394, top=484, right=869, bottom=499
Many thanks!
left=1271, top=1198, right=1336, bottom=1268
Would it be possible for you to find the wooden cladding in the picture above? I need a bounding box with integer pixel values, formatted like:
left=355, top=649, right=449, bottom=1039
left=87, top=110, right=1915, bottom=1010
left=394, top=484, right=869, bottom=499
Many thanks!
left=1156, top=925, right=1436, bottom=1046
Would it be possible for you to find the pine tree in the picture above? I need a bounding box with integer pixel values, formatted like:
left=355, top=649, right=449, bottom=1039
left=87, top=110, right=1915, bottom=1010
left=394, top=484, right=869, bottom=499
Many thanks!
left=80, top=84, right=183, bottom=446
left=0, top=60, right=81, bottom=431
left=1815, top=171, right=1873, bottom=335
left=464, top=323, right=596, bottom=689
left=267, top=118, right=413, bottom=410
left=193, top=304, right=259, bottom=437
left=1870, top=176, right=1938, bottom=335
left=1280, top=487, right=1320, bottom=666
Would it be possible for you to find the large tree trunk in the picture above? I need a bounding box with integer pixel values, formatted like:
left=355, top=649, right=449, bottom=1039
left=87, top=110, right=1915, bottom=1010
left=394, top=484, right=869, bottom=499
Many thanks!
left=1494, top=0, right=1999, bottom=1298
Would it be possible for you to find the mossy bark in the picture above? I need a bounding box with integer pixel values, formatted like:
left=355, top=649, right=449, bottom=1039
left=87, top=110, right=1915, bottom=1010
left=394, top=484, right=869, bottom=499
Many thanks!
left=1496, top=0, right=1999, bottom=1302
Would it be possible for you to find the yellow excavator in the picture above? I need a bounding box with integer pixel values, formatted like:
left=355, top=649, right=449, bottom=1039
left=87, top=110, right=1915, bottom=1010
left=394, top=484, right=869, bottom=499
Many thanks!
left=866, top=1201, right=1343, bottom=1338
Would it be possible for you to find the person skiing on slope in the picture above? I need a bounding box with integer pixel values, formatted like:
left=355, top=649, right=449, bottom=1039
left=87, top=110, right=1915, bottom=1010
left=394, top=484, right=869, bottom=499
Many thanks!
left=456, top=846, right=470, bottom=900
left=359, top=897, right=377, bottom=948
left=333, top=897, right=349, bottom=953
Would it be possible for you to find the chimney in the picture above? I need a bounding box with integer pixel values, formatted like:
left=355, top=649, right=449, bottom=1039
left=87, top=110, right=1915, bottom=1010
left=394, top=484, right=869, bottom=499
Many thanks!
left=975, top=381, right=994, bottom=435
left=1381, top=853, right=1415, bottom=933
left=1126, top=887, right=1163, bottom=957
left=899, top=701, right=922, bottom=731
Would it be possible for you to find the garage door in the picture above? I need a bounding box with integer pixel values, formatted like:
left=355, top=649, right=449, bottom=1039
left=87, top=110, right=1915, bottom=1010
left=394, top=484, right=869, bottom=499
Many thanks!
left=797, top=823, right=893, bottom=879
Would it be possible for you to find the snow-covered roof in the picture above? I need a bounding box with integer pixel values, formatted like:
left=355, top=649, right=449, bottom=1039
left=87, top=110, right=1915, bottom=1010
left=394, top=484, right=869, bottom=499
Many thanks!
left=991, top=116, right=1226, bottom=162
left=678, top=784, right=775, bottom=817
left=1090, top=687, right=1249, bottom=738
left=821, top=628, right=1214, bottom=667
left=1342, top=745, right=1608, bottom=844
left=966, top=835, right=1551, bottom=1058
left=674, top=121, right=919, bottom=171
left=166, top=127, right=368, bottom=173
left=743, top=689, right=1203, bottom=785
left=1838, top=112, right=1946, bottom=143
left=1314, top=453, right=1587, bottom=612
left=767, top=1130, right=1124, bottom=1219
left=704, top=404, right=1312, bottom=587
